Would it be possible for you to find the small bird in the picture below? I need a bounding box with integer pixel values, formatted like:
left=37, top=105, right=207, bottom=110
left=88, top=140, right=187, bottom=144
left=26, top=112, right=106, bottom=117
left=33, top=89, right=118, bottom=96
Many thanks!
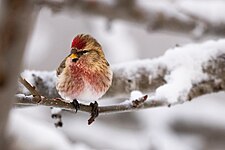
left=56, top=34, right=113, bottom=124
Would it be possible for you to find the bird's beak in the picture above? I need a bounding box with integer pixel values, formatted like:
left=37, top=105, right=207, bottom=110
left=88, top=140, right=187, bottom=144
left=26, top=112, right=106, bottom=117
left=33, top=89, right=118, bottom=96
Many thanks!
left=70, top=53, right=78, bottom=59
left=70, top=53, right=79, bottom=62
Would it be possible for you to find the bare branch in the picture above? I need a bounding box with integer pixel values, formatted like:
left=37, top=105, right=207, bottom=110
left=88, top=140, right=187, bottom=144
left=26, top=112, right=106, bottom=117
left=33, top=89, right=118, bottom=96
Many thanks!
left=34, top=0, right=225, bottom=37
left=132, top=95, right=148, bottom=108
left=18, top=75, right=41, bottom=103
left=15, top=94, right=168, bottom=115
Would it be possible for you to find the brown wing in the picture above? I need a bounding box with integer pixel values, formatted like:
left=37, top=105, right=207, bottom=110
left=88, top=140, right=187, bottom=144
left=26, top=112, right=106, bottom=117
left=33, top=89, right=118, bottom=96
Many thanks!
left=56, top=56, right=67, bottom=76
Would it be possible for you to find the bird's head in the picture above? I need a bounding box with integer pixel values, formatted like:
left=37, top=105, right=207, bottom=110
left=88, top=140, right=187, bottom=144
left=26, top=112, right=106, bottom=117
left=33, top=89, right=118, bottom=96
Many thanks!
left=71, top=34, right=102, bottom=50
left=68, top=34, right=106, bottom=65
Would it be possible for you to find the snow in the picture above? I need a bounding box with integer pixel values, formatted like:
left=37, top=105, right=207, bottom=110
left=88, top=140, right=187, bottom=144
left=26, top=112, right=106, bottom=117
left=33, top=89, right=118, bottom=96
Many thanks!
left=137, top=0, right=191, bottom=22
left=51, top=107, right=62, bottom=114
left=61, top=113, right=150, bottom=150
left=130, top=90, right=144, bottom=100
left=136, top=0, right=225, bottom=38
left=93, top=18, right=139, bottom=64
left=20, top=70, right=57, bottom=95
left=16, top=93, right=28, bottom=98
left=17, top=38, right=225, bottom=150
left=177, top=1, right=225, bottom=25
left=21, top=39, right=225, bottom=104
left=137, top=0, right=225, bottom=26
left=112, top=39, right=225, bottom=103
left=119, top=90, right=144, bottom=105
left=7, top=110, right=77, bottom=150
left=12, top=1, right=225, bottom=149
left=10, top=92, right=225, bottom=150
left=153, top=39, right=225, bottom=103
left=135, top=92, right=225, bottom=150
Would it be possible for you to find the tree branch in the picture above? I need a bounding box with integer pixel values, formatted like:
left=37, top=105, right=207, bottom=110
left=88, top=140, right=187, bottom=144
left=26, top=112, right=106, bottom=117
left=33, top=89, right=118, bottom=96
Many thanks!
left=18, top=44, right=225, bottom=101
left=16, top=40, right=225, bottom=115
left=15, top=94, right=169, bottom=114
left=18, top=75, right=41, bottom=103
left=34, top=0, right=225, bottom=38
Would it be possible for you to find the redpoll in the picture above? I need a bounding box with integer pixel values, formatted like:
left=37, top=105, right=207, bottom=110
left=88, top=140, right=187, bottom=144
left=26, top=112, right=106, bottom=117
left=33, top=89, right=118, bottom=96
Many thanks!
left=56, top=34, right=113, bottom=124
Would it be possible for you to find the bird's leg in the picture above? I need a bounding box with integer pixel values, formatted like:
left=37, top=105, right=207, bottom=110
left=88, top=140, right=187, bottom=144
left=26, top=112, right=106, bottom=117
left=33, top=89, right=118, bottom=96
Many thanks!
left=88, top=101, right=99, bottom=125
left=71, top=99, right=80, bottom=113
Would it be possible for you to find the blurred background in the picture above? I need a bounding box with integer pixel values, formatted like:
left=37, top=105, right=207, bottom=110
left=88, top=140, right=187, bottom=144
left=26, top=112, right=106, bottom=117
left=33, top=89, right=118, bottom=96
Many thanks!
left=5, top=0, right=225, bottom=150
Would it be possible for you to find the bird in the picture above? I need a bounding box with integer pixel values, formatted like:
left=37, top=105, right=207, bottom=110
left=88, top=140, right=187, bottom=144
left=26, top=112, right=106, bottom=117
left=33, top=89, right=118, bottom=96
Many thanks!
left=56, top=34, right=113, bottom=124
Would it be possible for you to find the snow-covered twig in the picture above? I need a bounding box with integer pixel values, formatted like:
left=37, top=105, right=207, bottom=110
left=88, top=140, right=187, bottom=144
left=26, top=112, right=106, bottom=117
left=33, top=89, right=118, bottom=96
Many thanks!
left=16, top=40, right=225, bottom=115
left=34, top=0, right=225, bottom=37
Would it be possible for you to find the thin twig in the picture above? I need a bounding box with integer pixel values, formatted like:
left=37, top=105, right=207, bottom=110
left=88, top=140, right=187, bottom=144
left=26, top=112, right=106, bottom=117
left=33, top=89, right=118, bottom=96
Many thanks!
left=18, top=75, right=41, bottom=103
left=132, top=95, right=148, bottom=108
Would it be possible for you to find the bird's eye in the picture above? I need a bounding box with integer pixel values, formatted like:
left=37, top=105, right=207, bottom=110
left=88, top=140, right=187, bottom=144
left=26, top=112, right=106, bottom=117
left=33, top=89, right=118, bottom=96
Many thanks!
left=82, top=50, right=89, bottom=54
left=70, top=50, right=89, bottom=63
left=77, top=50, right=89, bottom=57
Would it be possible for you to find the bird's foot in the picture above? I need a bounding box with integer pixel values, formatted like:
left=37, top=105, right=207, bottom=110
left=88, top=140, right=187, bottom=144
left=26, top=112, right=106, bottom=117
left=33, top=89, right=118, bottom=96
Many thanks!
left=88, top=101, right=99, bottom=125
left=71, top=99, right=80, bottom=113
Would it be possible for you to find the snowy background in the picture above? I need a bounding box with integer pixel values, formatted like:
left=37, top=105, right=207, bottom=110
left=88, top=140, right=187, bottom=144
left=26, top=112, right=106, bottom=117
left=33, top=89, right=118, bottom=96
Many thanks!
left=8, top=1, right=225, bottom=150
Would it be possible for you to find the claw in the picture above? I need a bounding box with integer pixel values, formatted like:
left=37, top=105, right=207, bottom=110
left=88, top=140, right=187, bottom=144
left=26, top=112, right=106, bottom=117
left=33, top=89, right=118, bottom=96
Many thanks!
left=88, top=101, right=99, bottom=125
left=71, top=99, right=80, bottom=113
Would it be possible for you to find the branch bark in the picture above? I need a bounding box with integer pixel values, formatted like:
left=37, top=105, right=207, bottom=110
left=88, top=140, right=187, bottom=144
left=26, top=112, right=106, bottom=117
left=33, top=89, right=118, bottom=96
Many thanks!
left=15, top=94, right=167, bottom=114
left=18, top=75, right=41, bottom=103
left=34, top=0, right=225, bottom=38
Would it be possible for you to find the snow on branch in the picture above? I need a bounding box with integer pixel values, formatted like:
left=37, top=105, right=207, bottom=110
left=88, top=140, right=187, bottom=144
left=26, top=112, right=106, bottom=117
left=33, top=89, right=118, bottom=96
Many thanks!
left=34, top=0, right=225, bottom=37
left=16, top=39, right=225, bottom=114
